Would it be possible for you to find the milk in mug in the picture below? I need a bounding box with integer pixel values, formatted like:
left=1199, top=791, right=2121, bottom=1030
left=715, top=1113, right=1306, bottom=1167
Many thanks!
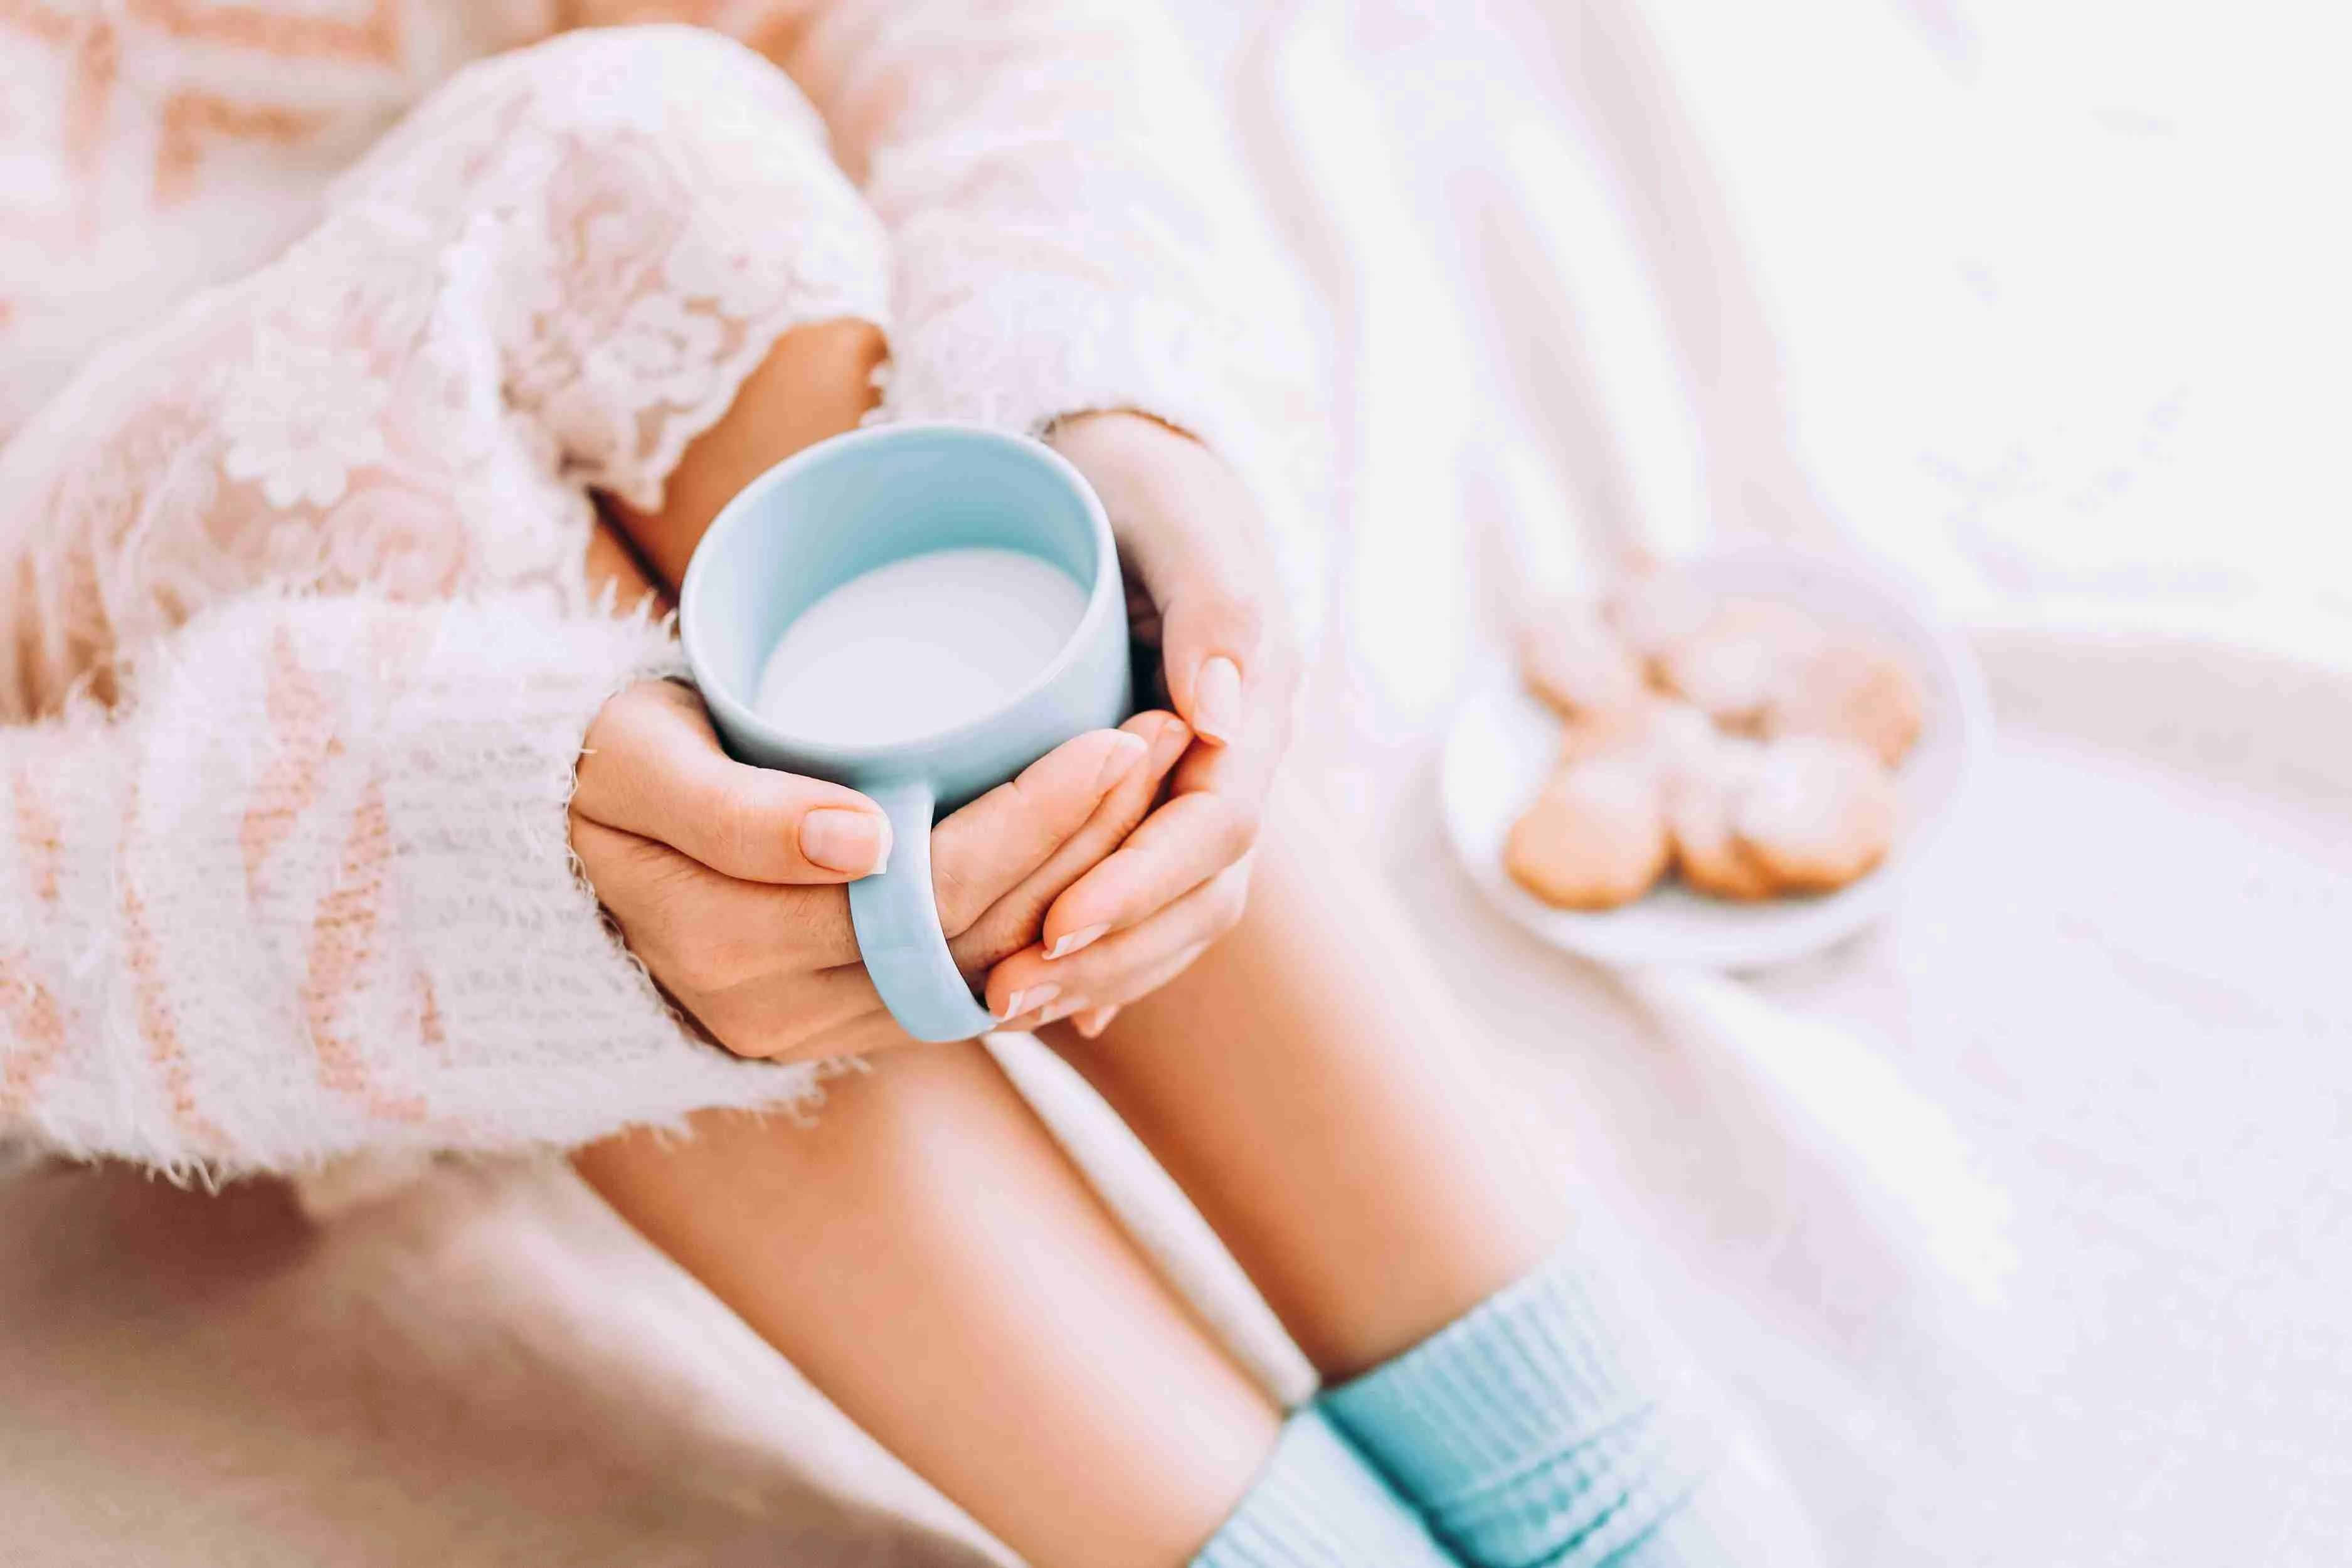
left=753, top=547, right=1091, bottom=747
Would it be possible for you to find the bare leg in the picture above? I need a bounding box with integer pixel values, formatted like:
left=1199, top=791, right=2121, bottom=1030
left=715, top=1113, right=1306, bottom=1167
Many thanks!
left=576, top=1049, right=1279, bottom=1568
left=1044, top=797, right=1575, bottom=1380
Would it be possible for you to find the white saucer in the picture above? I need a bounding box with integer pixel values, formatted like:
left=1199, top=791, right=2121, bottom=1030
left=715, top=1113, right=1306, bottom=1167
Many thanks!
left=1439, top=543, right=1992, bottom=972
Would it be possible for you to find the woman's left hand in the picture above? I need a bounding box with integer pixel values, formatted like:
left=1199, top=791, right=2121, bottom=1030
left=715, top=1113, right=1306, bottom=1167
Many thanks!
left=984, top=411, right=1303, bottom=1037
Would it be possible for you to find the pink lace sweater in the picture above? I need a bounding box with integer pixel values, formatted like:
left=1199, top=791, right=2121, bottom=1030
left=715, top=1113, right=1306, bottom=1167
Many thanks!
left=0, top=3, right=1315, bottom=1174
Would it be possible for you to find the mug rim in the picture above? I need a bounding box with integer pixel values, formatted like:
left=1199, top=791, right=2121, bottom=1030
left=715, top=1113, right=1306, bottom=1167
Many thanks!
left=677, top=419, right=1123, bottom=770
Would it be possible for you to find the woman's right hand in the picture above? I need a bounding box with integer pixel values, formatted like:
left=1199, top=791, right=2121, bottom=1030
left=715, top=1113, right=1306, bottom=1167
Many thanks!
left=570, top=679, right=1190, bottom=1061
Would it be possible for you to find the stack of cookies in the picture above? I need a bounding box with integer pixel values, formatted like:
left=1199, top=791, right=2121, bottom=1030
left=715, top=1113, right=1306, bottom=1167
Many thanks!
left=1503, top=570, right=1927, bottom=911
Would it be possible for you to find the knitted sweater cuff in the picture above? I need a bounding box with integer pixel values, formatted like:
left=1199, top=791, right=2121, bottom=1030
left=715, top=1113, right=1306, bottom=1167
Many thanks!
left=0, top=593, right=818, bottom=1175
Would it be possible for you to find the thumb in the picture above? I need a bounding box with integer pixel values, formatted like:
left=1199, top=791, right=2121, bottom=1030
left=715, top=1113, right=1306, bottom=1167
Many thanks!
left=574, top=680, right=892, bottom=883
left=1159, top=579, right=1271, bottom=750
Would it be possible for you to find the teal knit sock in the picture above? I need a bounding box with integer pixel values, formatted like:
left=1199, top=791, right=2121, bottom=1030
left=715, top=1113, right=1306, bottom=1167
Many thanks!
left=1320, top=1249, right=1752, bottom=1567
left=1190, top=1404, right=1462, bottom=1567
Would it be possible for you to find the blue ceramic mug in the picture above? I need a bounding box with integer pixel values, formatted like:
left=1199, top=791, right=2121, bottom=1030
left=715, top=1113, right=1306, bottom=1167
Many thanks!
left=678, top=422, right=1132, bottom=1042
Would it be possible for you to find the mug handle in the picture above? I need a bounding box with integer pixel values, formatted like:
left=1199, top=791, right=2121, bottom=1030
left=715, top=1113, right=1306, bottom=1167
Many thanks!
left=848, top=780, right=1000, bottom=1042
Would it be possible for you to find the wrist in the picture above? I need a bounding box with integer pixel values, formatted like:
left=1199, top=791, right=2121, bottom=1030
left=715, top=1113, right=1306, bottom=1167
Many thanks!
left=1047, top=407, right=1197, bottom=455
left=1046, top=410, right=1215, bottom=506
left=1049, top=412, right=1269, bottom=566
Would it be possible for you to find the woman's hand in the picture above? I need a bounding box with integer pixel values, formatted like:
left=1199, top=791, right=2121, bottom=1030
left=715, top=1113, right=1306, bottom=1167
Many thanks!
left=991, top=412, right=1305, bottom=1036
left=571, top=678, right=1193, bottom=1061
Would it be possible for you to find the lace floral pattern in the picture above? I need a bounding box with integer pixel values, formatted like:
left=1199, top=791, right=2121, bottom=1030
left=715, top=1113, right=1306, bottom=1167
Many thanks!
left=0, top=26, right=889, bottom=718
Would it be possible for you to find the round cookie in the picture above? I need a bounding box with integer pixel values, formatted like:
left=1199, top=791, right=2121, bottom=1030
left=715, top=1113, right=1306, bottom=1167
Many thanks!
left=1503, top=755, right=1671, bottom=911
left=1663, top=736, right=1781, bottom=902
left=1655, top=598, right=1828, bottom=729
left=1518, top=605, right=1646, bottom=721
left=1732, top=737, right=1898, bottom=893
left=1764, top=635, right=1927, bottom=766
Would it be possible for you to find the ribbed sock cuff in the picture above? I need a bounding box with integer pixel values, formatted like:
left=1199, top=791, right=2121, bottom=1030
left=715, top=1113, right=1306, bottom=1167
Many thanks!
left=1320, top=1249, right=1736, bottom=1567
left=1190, top=1405, right=1459, bottom=1567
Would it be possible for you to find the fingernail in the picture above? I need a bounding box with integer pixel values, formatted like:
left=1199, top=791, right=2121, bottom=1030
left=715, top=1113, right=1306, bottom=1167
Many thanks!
left=1096, top=730, right=1148, bottom=790
left=1073, top=1005, right=1120, bottom=1039
left=802, top=808, right=891, bottom=876
left=1047, top=922, right=1110, bottom=961
left=997, top=982, right=1060, bottom=1023
left=1037, top=993, right=1088, bottom=1025
left=1194, top=657, right=1242, bottom=745
left=1150, top=714, right=1193, bottom=770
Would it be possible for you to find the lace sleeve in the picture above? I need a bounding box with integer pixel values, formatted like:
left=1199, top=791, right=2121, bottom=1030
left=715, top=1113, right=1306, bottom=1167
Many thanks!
left=332, top=26, right=893, bottom=516
left=0, top=27, right=891, bottom=720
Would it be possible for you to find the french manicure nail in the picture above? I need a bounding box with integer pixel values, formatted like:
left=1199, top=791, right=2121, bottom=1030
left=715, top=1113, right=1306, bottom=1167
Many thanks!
left=998, top=982, right=1061, bottom=1023
left=1194, top=657, right=1241, bottom=745
left=1096, top=730, right=1148, bottom=790
left=1047, top=922, right=1110, bottom=961
left=1037, top=993, right=1088, bottom=1025
left=802, top=808, right=892, bottom=876
left=1073, top=1005, right=1120, bottom=1039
